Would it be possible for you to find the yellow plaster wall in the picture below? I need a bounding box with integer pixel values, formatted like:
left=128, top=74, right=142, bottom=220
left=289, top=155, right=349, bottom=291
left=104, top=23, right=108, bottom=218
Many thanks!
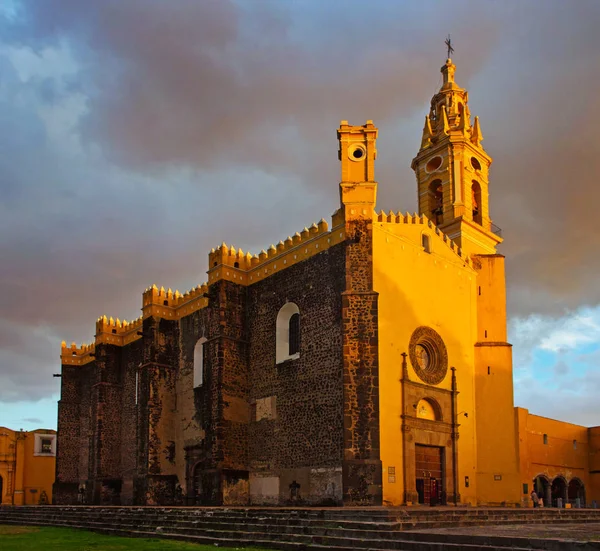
left=472, top=254, right=520, bottom=505
left=0, top=428, right=56, bottom=505
left=516, top=408, right=594, bottom=503
left=473, top=343, right=520, bottom=504
left=23, top=431, right=56, bottom=505
left=589, top=427, right=600, bottom=503
left=373, top=215, right=479, bottom=505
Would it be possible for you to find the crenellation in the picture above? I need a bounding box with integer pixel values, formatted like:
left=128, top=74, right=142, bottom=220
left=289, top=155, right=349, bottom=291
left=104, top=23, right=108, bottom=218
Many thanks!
left=206, top=216, right=339, bottom=287
left=375, top=209, right=472, bottom=265
left=60, top=339, right=96, bottom=365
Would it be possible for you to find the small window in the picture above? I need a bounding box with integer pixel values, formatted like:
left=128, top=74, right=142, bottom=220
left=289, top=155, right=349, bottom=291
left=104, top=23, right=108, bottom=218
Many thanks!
left=543, top=434, right=548, bottom=445
left=289, top=313, right=300, bottom=356
left=194, top=337, right=207, bottom=387
left=421, top=234, right=431, bottom=253
left=573, top=439, right=577, bottom=450
left=34, top=433, right=56, bottom=457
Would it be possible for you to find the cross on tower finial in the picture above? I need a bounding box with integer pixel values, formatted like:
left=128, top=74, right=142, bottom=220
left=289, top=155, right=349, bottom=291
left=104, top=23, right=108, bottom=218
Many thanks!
left=445, top=34, right=454, bottom=59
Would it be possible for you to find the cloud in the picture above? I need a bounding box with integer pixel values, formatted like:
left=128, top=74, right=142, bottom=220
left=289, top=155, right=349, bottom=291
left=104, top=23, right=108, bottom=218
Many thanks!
left=22, top=417, right=42, bottom=424
left=511, top=305, right=600, bottom=425
left=0, top=0, right=599, bottom=421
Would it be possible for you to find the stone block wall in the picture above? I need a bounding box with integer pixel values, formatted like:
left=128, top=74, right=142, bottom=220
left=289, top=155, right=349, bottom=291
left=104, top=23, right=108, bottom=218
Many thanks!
left=341, top=216, right=382, bottom=506
left=246, top=243, right=346, bottom=505
left=53, top=362, right=94, bottom=504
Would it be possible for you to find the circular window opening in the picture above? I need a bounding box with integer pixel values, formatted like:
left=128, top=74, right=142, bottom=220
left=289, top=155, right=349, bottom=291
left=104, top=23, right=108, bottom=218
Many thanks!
left=348, top=144, right=366, bottom=162
left=425, top=156, right=443, bottom=173
left=409, top=326, right=448, bottom=386
left=471, top=157, right=482, bottom=171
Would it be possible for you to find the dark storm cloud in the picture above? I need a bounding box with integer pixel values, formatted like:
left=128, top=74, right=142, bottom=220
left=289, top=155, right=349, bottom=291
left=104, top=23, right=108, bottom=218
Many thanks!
left=1, top=0, right=600, bottom=409
left=9, top=0, right=499, bottom=174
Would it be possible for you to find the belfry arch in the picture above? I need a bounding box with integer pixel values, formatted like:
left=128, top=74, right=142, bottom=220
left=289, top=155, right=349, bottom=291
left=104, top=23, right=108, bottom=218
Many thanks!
left=471, top=181, right=482, bottom=225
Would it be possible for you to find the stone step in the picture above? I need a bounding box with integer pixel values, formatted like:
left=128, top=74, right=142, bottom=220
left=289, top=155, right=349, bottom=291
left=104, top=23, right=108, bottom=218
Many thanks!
left=4, top=515, right=599, bottom=551
left=3, top=505, right=597, bottom=518
left=0, top=520, right=548, bottom=551
left=5, top=513, right=599, bottom=540
left=4, top=509, right=600, bottom=528
left=5, top=505, right=597, bottom=517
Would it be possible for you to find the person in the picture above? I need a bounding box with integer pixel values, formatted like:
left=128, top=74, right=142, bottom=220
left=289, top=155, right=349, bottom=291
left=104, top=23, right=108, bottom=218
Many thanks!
left=531, top=490, right=539, bottom=508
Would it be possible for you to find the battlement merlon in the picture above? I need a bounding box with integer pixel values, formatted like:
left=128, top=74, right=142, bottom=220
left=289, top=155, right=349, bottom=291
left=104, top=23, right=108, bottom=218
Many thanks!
left=142, top=282, right=209, bottom=319
left=207, top=216, right=347, bottom=287
left=60, top=340, right=96, bottom=366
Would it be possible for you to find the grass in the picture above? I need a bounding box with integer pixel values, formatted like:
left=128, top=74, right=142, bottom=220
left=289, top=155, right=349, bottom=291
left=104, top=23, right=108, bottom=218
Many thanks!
left=0, top=525, right=272, bottom=551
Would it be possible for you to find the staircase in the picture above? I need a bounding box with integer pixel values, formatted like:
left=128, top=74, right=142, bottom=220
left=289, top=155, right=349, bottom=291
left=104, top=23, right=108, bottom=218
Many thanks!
left=2, top=505, right=600, bottom=551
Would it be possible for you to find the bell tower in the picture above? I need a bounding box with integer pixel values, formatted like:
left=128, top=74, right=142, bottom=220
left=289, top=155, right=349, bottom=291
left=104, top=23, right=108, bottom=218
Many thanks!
left=411, top=58, right=501, bottom=257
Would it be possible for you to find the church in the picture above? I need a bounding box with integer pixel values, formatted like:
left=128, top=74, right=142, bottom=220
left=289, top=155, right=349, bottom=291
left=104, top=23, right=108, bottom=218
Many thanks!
left=53, top=57, right=600, bottom=508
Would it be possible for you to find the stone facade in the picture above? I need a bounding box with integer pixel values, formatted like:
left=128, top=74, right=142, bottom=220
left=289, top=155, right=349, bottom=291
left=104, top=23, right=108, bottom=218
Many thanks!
left=54, top=240, right=351, bottom=506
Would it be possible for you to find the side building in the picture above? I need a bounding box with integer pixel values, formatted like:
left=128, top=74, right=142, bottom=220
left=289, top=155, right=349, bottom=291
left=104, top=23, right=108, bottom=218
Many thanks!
left=516, top=408, right=600, bottom=507
left=0, top=427, right=56, bottom=505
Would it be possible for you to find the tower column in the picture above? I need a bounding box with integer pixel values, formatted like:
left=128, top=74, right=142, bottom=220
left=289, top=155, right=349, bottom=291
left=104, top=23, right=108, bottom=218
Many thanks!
left=338, top=120, right=382, bottom=505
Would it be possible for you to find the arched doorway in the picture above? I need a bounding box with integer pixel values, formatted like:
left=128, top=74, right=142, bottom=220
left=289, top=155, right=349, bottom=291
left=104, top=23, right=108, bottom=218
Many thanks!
left=568, top=478, right=585, bottom=507
left=533, top=475, right=550, bottom=507
left=551, top=476, right=567, bottom=507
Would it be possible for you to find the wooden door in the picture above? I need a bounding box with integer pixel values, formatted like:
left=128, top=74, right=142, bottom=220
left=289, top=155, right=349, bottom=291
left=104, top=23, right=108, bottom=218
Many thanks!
left=415, top=444, right=443, bottom=505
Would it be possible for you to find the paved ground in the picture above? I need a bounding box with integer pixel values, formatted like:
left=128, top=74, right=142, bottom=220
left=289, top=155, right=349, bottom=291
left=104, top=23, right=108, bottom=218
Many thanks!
left=413, top=522, right=600, bottom=542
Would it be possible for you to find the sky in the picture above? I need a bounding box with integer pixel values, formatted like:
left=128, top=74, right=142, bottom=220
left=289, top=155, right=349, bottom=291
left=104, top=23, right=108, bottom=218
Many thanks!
left=1, top=0, right=600, bottom=430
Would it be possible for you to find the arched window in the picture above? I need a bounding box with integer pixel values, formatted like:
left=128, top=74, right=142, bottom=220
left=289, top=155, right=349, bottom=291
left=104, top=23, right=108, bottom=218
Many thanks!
left=429, top=180, right=443, bottom=224
left=472, top=181, right=482, bottom=225
left=276, top=303, right=300, bottom=364
left=194, top=337, right=207, bottom=387
left=415, top=398, right=441, bottom=421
